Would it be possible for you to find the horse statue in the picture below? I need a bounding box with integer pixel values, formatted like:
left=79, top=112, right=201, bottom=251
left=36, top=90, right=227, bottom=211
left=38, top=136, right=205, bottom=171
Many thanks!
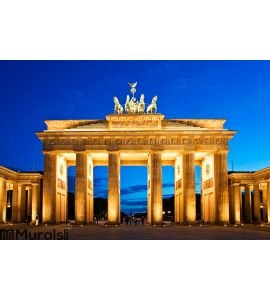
left=125, top=95, right=131, bottom=113
left=113, top=97, right=123, bottom=114
left=138, top=94, right=145, bottom=113
left=146, top=96, right=158, bottom=113
left=133, top=100, right=138, bottom=113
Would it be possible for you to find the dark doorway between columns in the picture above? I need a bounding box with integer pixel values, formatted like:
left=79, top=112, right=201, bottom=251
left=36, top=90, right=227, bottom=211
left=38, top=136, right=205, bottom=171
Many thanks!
left=195, top=166, right=202, bottom=222
left=241, top=189, right=255, bottom=223
left=67, top=166, right=76, bottom=220
left=6, top=190, right=12, bottom=222
left=93, top=166, right=108, bottom=222
left=120, top=166, right=147, bottom=224
left=25, top=189, right=29, bottom=221
left=162, top=166, right=174, bottom=222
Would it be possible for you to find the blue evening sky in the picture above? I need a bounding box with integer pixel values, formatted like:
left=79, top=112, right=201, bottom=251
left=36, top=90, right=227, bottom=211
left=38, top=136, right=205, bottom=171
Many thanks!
left=0, top=61, right=269, bottom=212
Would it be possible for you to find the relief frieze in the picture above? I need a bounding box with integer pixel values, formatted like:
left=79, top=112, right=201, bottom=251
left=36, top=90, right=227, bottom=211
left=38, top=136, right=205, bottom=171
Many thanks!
left=44, top=136, right=229, bottom=146
left=203, top=178, right=213, bottom=190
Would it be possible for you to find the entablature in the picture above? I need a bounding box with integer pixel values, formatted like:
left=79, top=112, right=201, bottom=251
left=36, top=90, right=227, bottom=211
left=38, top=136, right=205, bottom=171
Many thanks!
left=0, top=166, right=43, bottom=183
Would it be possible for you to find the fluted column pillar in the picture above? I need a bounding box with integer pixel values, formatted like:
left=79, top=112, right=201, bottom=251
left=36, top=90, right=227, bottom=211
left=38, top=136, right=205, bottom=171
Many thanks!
left=214, top=151, right=229, bottom=224
left=0, top=179, right=6, bottom=223
left=253, top=183, right=261, bottom=224
left=262, top=184, right=268, bottom=222
left=148, top=152, right=163, bottom=225
left=42, top=153, right=57, bottom=223
left=17, top=185, right=22, bottom=222
left=108, top=152, right=120, bottom=225
left=244, top=185, right=252, bottom=223
left=75, top=152, right=89, bottom=223
left=183, top=152, right=196, bottom=223
left=27, top=187, right=32, bottom=216
left=18, top=185, right=26, bottom=222
left=31, top=183, right=40, bottom=223
left=11, top=183, right=18, bottom=223
left=267, top=181, right=270, bottom=223
left=232, top=183, right=241, bottom=224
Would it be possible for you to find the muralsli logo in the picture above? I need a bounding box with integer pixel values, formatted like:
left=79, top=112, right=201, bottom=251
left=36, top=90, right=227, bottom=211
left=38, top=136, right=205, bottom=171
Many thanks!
left=0, top=229, right=69, bottom=240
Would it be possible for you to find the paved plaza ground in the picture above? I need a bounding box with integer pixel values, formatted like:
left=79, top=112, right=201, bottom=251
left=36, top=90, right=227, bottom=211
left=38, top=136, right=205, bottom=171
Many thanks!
left=2, top=223, right=270, bottom=239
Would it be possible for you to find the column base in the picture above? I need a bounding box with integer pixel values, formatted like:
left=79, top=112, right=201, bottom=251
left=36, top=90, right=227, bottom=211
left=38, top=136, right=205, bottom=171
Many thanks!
left=253, top=220, right=262, bottom=225
left=215, top=221, right=230, bottom=225
left=151, top=222, right=166, bottom=226
left=234, top=222, right=242, bottom=225
left=107, top=221, right=120, bottom=226
left=182, top=221, right=197, bottom=225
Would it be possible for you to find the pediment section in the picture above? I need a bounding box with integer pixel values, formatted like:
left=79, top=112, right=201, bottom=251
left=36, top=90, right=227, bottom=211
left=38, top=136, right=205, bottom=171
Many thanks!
left=162, top=119, right=226, bottom=130
left=45, top=120, right=107, bottom=131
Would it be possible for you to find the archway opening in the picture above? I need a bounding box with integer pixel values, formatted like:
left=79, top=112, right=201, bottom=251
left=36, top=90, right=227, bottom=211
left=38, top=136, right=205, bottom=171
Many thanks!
left=241, top=188, right=245, bottom=221
left=6, top=190, right=12, bottom=222
left=94, top=166, right=108, bottom=222
left=162, top=166, right=174, bottom=222
left=120, top=166, right=147, bottom=224
left=67, top=166, right=76, bottom=220
left=195, top=165, right=202, bottom=222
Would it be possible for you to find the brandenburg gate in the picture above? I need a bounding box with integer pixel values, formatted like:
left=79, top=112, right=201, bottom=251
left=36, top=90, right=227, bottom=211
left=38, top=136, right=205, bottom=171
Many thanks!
left=36, top=83, right=236, bottom=225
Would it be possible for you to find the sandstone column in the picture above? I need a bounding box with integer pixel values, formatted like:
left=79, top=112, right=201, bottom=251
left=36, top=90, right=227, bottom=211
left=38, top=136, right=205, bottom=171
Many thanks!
left=232, top=183, right=242, bottom=224
left=27, top=187, right=32, bottom=216
left=43, top=153, right=57, bottom=223
left=17, top=185, right=22, bottom=222
left=11, top=183, right=18, bottom=223
left=267, top=181, right=270, bottom=223
left=183, top=152, right=196, bottom=223
left=229, top=183, right=234, bottom=223
left=262, top=184, right=268, bottom=222
left=108, top=152, right=120, bottom=225
left=147, top=170, right=151, bottom=224
left=244, top=185, right=252, bottom=223
left=148, top=152, right=163, bottom=225
left=0, top=179, right=6, bottom=223
left=86, top=160, right=94, bottom=224
left=18, top=185, right=26, bottom=222
left=214, top=151, right=229, bottom=224
left=174, top=155, right=182, bottom=224
left=253, top=183, right=261, bottom=224
left=31, top=183, right=40, bottom=223
left=75, top=152, right=89, bottom=223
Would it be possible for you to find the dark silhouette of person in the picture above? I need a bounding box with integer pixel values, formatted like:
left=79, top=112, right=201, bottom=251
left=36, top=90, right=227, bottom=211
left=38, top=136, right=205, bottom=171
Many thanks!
left=141, top=215, right=145, bottom=225
left=27, top=214, right=31, bottom=225
left=35, top=214, right=39, bottom=226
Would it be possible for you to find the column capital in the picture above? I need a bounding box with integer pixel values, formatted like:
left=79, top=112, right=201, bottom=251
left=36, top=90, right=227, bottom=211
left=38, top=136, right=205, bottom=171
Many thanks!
left=183, top=150, right=195, bottom=154
left=107, top=150, right=120, bottom=154
left=43, top=151, right=58, bottom=155
left=214, top=150, right=229, bottom=154
left=75, top=149, right=88, bottom=154
left=148, top=150, right=163, bottom=155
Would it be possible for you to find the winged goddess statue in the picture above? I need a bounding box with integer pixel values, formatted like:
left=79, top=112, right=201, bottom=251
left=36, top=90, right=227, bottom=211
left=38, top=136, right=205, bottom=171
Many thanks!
left=128, top=82, right=137, bottom=99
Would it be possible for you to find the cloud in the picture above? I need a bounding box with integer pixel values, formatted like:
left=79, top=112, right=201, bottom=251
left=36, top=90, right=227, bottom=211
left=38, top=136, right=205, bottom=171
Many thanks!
left=120, top=182, right=174, bottom=196
left=94, top=177, right=107, bottom=187
left=121, top=184, right=147, bottom=195
left=163, top=183, right=174, bottom=188
left=69, top=177, right=175, bottom=197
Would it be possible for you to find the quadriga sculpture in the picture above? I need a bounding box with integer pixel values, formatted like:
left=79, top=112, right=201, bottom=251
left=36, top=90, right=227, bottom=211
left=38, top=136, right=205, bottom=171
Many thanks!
left=146, top=96, right=158, bottom=113
left=113, top=97, right=124, bottom=114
